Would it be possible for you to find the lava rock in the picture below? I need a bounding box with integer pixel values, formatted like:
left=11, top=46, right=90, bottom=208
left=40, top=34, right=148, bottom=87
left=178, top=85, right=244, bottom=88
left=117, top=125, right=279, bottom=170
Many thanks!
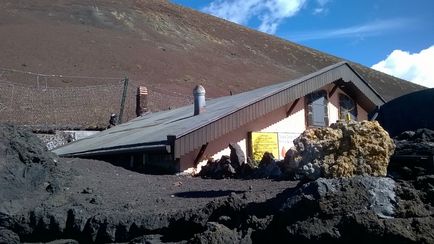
left=389, top=128, right=434, bottom=179
left=199, top=155, right=236, bottom=179
left=0, top=124, right=61, bottom=201
left=251, top=152, right=282, bottom=179
left=190, top=222, right=247, bottom=244
left=0, top=228, right=20, bottom=244
left=284, top=120, right=395, bottom=180
left=279, top=176, right=396, bottom=218
left=255, top=175, right=434, bottom=243
left=229, top=143, right=245, bottom=169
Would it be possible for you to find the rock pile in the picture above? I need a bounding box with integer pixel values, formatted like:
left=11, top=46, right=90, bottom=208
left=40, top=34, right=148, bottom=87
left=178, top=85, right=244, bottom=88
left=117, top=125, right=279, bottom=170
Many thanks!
left=285, top=120, right=395, bottom=180
left=200, top=143, right=257, bottom=179
left=200, top=121, right=395, bottom=181
left=199, top=144, right=285, bottom=179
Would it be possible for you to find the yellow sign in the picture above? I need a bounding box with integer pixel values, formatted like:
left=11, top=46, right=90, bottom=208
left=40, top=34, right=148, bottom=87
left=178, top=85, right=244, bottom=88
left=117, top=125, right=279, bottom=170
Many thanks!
left=251, top=132, right=279, bottom=162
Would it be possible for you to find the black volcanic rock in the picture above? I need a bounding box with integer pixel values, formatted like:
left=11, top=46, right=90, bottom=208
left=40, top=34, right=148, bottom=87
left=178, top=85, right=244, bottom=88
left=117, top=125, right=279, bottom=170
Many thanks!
left=0, top=124, right=60, bottom=202
left=389, top=128, right=434, bottom=179
left=1, top=125, right=433, bottom=243
left=229, top=143, right=246, bottom=169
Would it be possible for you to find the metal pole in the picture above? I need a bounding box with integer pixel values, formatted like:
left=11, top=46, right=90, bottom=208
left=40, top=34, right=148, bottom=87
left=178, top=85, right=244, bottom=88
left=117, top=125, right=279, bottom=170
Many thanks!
left=118, top=77, right=129, bottom=124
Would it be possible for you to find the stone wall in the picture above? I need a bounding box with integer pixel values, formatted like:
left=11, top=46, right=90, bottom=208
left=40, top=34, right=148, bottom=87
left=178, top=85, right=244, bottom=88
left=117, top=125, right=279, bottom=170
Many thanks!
left=37, top=130, right=99, bottom=150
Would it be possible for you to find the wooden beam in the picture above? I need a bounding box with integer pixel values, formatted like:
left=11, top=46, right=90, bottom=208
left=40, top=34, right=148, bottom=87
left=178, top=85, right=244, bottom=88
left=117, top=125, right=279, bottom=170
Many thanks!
left=286, top=98, right=300, bottom=117
left=328, top=83, right=339, bottom=98
left=193, top=143, right=209, bottom=167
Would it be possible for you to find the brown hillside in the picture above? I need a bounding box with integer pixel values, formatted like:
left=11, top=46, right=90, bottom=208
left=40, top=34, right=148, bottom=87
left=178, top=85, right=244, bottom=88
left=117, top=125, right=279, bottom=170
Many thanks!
left=0, top=0, right=424, bottom=129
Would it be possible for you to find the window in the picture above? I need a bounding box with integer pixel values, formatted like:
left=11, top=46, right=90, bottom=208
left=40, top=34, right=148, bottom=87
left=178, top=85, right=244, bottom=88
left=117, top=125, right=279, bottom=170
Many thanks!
left=339, top=94, right=358, bottom=121
left=306, top=90, right=329, bottom=127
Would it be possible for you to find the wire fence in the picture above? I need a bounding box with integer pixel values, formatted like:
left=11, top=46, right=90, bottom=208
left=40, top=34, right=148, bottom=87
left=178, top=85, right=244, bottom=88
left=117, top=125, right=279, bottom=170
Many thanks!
left=0, top=68, right=136, bottom=130
left=0, top=67, right=196, bottom=130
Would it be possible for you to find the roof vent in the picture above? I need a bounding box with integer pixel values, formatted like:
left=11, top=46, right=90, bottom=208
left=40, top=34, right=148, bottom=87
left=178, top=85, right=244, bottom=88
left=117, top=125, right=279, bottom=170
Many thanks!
left=193, top=85, right=206, bottom=115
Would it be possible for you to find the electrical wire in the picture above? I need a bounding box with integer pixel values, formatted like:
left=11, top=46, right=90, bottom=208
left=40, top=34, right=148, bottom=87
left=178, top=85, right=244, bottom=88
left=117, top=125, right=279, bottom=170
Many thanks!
left=0, top=67, right=123, bottom=80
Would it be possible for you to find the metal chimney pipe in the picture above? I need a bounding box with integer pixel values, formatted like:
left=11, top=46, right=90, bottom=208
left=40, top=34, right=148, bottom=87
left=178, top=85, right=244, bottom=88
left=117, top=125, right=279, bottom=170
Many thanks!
left=136, top=86, right=148, bottom=116
left=193, top=85, right=206, bottom=115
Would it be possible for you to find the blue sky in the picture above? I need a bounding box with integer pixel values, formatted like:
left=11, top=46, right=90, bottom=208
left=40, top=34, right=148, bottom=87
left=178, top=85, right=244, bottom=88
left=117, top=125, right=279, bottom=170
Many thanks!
left=171, top=0, right=434, bottom=87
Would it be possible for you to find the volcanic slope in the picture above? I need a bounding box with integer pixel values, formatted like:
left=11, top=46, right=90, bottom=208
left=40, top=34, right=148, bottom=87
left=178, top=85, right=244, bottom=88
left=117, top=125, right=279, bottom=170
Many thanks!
left=0, top=0, right=423, bottom=121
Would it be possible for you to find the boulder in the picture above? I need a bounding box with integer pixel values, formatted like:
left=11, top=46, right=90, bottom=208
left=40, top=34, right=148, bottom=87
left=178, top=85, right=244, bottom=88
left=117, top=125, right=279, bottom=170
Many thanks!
left=279, top=176, right=397, bottom=220
left=258, top=152, right=275, bottom=167
left=190, top=222, right=247, bottom=244
left=284, top=120, right=395, bottom=180
left=229, top=143, right=245, bottom=169
left=252, top=152, right=282, bottom=179
left=199, top=156, right=236, bottom=179
left=237, top=157, right=256, bottom=178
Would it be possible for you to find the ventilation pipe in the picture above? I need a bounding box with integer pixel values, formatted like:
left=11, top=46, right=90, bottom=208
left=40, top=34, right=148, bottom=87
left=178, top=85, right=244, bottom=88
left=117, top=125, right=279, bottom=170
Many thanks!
left=193, top=85, right=206, bottom=115
left=136, top=86, right=148, bottom=116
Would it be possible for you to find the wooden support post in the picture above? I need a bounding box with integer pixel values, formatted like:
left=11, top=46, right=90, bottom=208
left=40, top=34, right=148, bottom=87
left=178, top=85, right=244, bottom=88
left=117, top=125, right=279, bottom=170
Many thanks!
left=194, top=143, right=209, bottom=167
left=118, top=77, right=129, bottom=124
left=286, top=98, right=300, bottom=117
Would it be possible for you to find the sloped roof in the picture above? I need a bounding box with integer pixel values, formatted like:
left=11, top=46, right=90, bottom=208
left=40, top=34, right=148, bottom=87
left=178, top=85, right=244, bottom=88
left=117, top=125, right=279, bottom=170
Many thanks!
left=54, top=62, right=384, bottom=158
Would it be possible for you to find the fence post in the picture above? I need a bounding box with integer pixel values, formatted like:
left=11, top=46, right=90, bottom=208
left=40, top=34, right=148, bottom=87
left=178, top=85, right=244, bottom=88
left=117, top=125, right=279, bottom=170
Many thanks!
left=118, top=77, right=129, bottom=124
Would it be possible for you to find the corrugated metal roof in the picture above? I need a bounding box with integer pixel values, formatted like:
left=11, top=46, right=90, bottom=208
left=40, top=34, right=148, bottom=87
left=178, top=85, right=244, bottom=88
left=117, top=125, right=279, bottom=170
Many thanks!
left=53, top=62, right=385, bottom=157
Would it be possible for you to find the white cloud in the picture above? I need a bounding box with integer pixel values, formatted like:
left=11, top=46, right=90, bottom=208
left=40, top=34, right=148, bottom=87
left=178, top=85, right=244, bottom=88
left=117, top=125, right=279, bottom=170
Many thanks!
left=288, top=19, right=414, bottom=41
left=313, top=0, right=330, bottom=15
left=202, top=0, right=259, bottom=25
left=202, top=0, right=307, bottom=34
left=371, top=45, right=434, bottom=88
left=313, top=8, right=325, bottom=14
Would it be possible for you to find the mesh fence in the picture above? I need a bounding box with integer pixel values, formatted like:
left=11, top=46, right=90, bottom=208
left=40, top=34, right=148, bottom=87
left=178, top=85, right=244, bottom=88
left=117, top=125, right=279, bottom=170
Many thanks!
left=0, top=68, right=197, bottom=130
left=0, top=79, right=136, bottom=130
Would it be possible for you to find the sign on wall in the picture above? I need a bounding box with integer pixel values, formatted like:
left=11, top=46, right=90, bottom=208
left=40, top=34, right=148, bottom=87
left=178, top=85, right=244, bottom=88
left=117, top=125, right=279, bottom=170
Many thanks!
left=278, top=133, right=298, bottom=159
left=250, top=132, right=300, bottom=161
left=250, top=132, right=279, bottom=161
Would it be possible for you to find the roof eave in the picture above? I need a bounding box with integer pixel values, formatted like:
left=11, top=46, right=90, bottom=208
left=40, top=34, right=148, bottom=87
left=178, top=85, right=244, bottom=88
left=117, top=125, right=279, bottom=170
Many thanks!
left=56, top=142, right=169, bottom=158
left=344, top=62, right=386, bottom=104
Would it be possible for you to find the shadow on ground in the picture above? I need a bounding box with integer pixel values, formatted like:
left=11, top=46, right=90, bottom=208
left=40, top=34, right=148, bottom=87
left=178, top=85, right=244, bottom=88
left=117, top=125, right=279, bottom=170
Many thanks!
left=174, top=190, right=246, bottom=198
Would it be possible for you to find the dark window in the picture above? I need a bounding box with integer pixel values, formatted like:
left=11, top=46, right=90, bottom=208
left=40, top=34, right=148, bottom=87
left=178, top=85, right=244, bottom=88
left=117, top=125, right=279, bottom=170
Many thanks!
left=306, top=90, right=329, bottom=127
left=339, top=94, right=358, bottom=121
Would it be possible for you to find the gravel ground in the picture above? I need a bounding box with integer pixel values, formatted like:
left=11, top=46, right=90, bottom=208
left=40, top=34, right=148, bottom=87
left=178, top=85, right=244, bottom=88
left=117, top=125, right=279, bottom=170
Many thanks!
left=53, top=158, right=295, bottom=216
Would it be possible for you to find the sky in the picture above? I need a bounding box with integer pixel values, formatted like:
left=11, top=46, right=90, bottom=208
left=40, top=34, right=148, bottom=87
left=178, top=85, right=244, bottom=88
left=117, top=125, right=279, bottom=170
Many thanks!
left=171, top=0, right=434, bottom=88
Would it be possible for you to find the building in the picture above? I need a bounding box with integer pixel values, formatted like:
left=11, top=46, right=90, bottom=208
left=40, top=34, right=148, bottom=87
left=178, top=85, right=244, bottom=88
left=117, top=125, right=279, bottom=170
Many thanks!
left=54, top=62, right=387, bottom=172
left=0, top=0, right=424, bottom=137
